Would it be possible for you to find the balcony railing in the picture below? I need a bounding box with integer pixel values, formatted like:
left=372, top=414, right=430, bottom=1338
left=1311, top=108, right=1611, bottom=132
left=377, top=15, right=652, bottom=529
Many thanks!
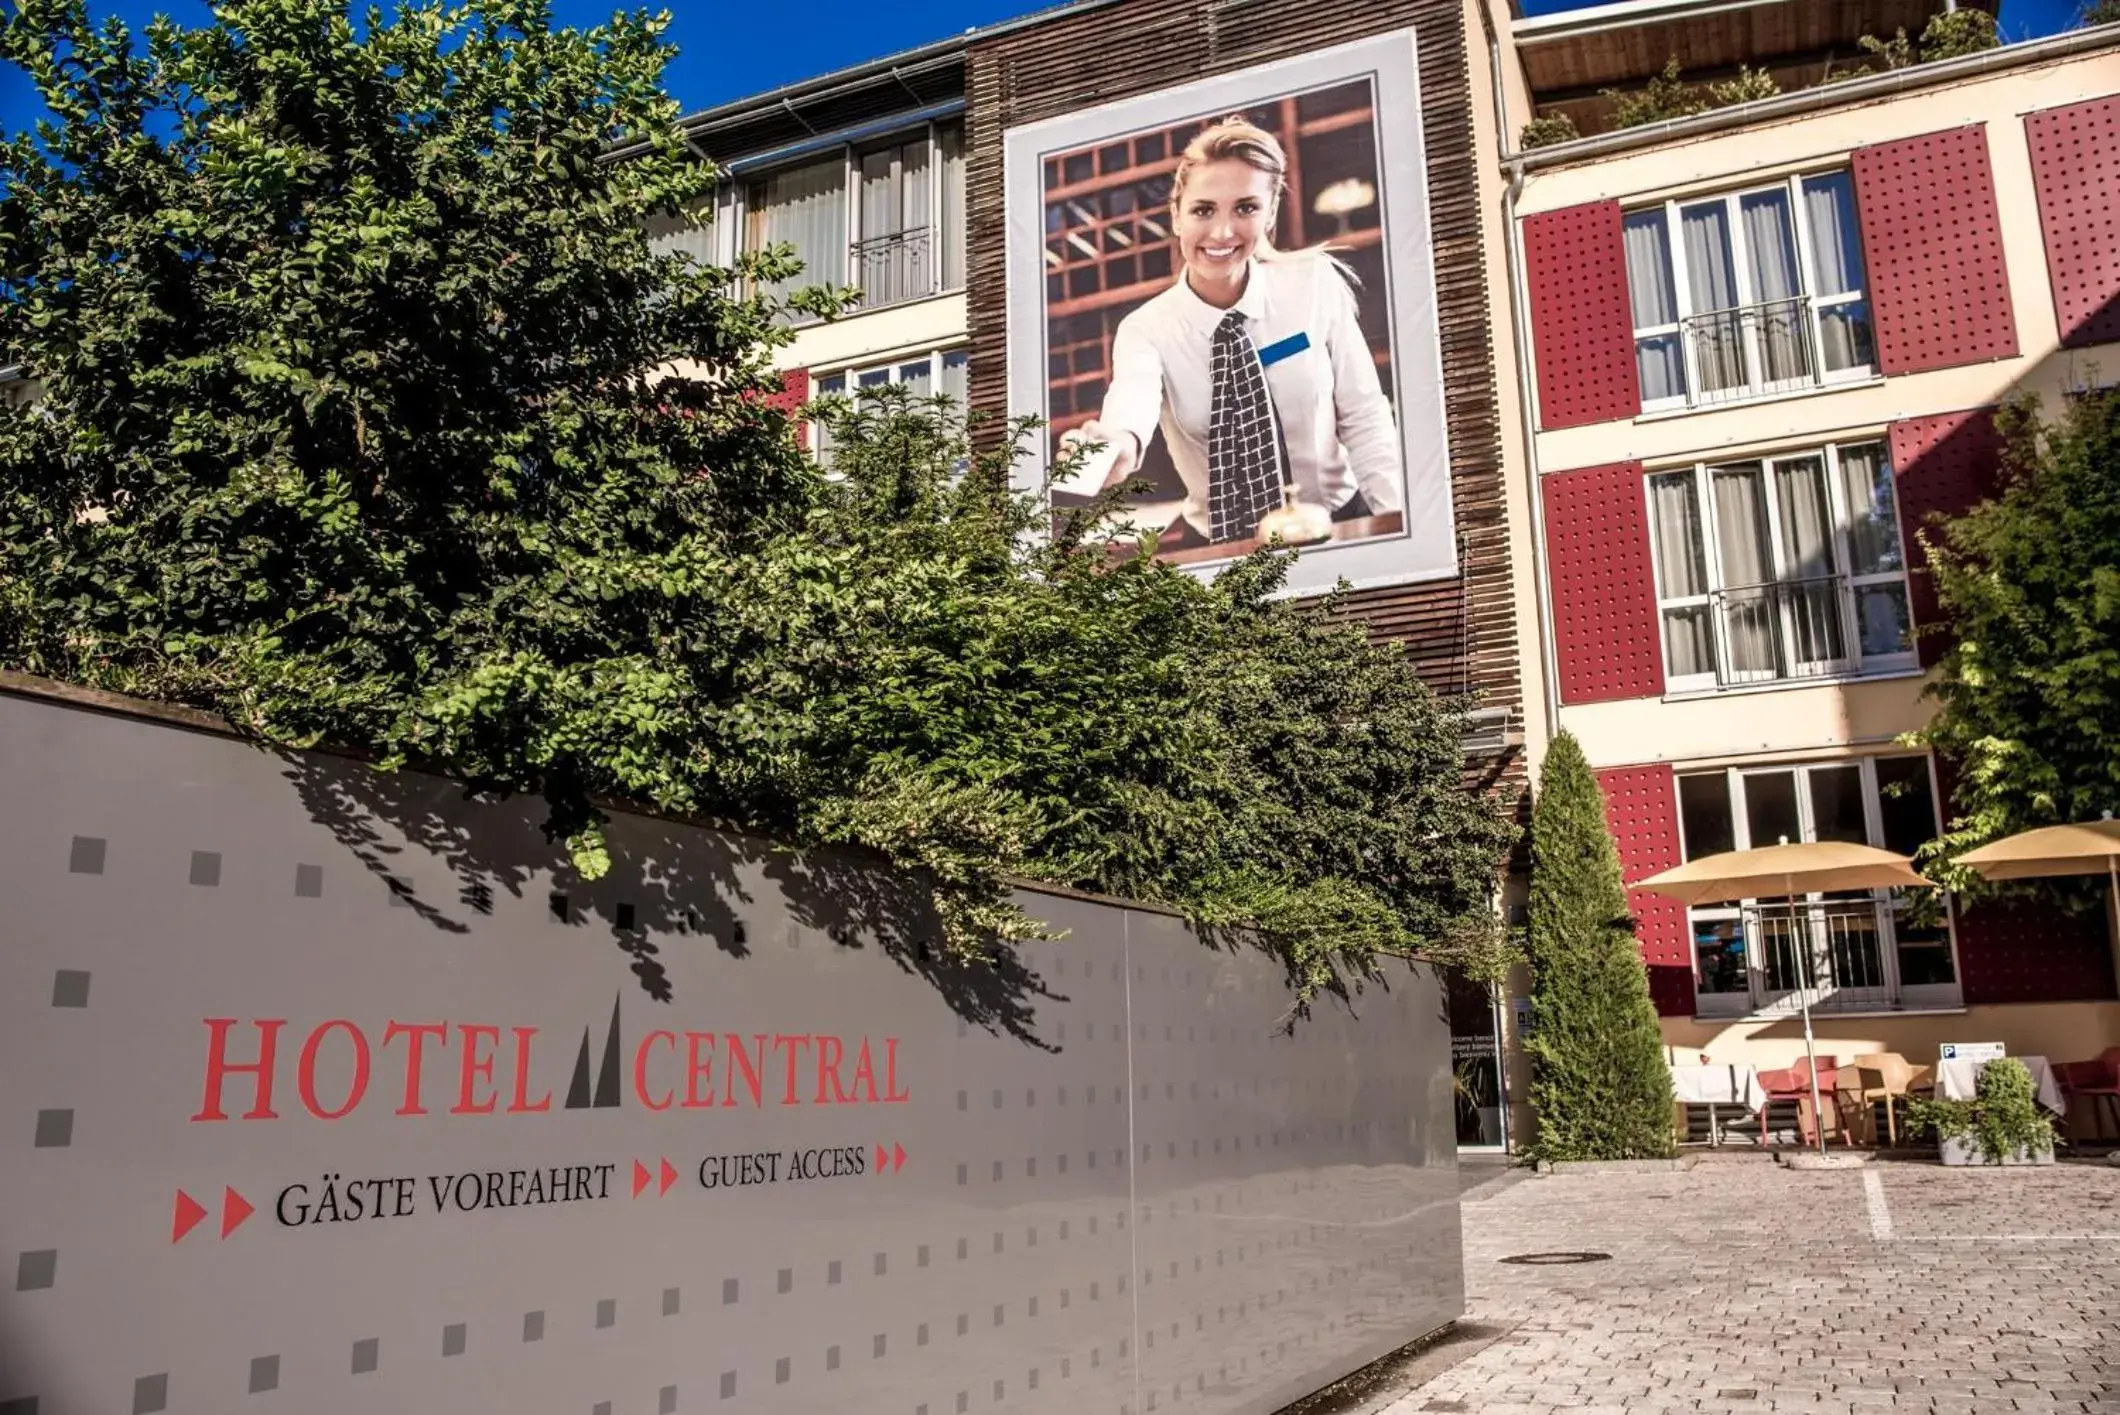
left=850, top=227, right=935, bottom=312
left=1680, top=295, right=1819, bottom=408
left=1749, top=899, right=1895, bottom=1014
left=1707, top=574, right=1853, bottom=687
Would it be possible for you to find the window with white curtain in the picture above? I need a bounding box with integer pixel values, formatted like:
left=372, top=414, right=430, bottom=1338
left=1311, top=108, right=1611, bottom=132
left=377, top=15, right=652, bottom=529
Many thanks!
left=939, top=124, right=967, bottom=292
left=746, top=155, right=848, bottom=318
left=1677, top=755, right=1958, bottom=1016
left=1647, top=440, right=1914, bottom=691
left=809, top=349, right=971, bottom=470
left=743, top=121, right=967, bottom=321
left=1623, top=170, right=1875, bottom=411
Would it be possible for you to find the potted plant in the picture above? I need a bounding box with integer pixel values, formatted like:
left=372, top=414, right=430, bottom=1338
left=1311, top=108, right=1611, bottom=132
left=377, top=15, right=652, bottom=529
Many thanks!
left=1908, top=1057, right=2057, bottom=1166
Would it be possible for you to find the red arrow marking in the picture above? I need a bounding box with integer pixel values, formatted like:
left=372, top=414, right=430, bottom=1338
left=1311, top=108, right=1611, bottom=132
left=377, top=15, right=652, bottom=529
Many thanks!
left=632, top=1159, right=651, bottom=1198
left=172, top=1189, right=208, bottom=1244
left=874, top=1142, right=889, bottom=1174
left=221, top=1186, right=254, bottom=1239
left=659, top=1158, right=677, bottom=1196
left=893, top=1142, right=906, bottom=1172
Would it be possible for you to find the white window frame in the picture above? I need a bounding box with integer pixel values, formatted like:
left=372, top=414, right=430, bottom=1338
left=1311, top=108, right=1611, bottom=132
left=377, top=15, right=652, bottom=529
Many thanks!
left=1627, top=169, right=1876, bottom=414
left=1646, top=439, right=1918, bottom=695
left=1676, top=755, right=1963, bottom=1020
left=809, top=346, right=971, bottom=468
left=735, top=119, right=965, bottom=310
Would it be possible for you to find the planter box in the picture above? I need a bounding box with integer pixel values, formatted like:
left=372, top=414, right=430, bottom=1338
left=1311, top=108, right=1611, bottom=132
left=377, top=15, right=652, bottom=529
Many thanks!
left=1938, top=1135, right=2056, bottom=1166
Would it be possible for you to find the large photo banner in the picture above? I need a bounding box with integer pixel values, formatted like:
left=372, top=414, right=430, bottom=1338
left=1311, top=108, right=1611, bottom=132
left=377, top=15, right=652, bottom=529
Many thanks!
left=1003, top=31, right=1454, bottom=595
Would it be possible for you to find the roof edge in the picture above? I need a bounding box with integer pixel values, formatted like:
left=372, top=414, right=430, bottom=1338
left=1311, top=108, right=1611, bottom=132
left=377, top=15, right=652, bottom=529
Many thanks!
left=1514, top=0, right=1805, bottom=44
left=1511, top=21, right=2120, bottom=170
left=665, top=0, right=1134, bottom=142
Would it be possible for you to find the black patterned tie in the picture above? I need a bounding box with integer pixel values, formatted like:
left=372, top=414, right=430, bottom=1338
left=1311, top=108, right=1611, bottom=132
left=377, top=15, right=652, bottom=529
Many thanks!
left=1207, top=309, right=1286, bottom=544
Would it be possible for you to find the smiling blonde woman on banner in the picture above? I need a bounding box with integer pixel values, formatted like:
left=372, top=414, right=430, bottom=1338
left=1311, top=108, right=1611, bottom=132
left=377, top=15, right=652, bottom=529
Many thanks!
left=1059, top=116, right=1405, bottom=552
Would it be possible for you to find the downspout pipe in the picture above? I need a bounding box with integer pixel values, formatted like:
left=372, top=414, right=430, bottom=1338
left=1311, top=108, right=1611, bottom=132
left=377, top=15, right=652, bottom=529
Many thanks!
left=1477, top=0, right=1561, bottom=750
left=1503, top=161, right=1559, bottom=750
left=1475, top=0, right=1547, bottom=1160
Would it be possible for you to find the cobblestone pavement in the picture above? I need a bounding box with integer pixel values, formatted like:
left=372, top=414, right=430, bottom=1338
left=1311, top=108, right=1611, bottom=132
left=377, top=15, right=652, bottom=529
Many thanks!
left=1385, top=1156, right=2120, bottom=1415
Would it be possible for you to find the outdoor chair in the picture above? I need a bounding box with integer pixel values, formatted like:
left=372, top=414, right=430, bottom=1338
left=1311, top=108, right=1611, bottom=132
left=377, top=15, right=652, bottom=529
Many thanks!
left=1834, top=1052, right=1921, bottom=1146
left=2054, top=1047, right=2120, bottom=1141
left=1756, top=1056, right=1841, bottom=1147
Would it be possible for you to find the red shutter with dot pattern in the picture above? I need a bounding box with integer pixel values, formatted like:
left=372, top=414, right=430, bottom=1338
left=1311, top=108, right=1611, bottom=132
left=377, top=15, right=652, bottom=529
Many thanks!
left=1852, top=125, right=2019, bottom=375
left=1596, top=764, right=1695, bottom=1018
left=1887, top=408, right=2003, bottom=668
left=763, top=368, right=810, bottom=450
left=1542, top=461, right=1664, bottom=704
left=1932, top=762, right=2118, bottom=1004
left=2024, top=95, right=2120, bottom=350
left=1524, top=201, right=1641, bottom=429
left=1956, top=903, right=2116, bottom=1004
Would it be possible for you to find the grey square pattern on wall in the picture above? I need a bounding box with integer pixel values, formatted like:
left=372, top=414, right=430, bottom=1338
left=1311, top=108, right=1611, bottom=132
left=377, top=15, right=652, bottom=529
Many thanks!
left=0, top=684, right=1459, bottom=1415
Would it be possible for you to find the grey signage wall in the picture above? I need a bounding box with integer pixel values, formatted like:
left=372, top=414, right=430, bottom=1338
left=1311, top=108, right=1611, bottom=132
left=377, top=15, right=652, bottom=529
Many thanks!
left=0, top=683, right=1462, bottom=1415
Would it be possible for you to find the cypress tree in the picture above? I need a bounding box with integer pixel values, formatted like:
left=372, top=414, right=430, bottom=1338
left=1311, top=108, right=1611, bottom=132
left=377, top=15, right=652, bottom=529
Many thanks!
left=1524, top=733, right=1675, bottom=1160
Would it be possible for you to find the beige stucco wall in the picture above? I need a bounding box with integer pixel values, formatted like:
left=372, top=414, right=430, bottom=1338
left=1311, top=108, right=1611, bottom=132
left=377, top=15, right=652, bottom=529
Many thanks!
left=1521, top=48, right=2120, bottom=482
left=1562, top=671, right=1932, bottom=769
left=772, top=291, right=970, bottom=376
left=1488, top=0, right=1535, bottom=152
left=1658, top=1001, right=2120, bottom=1075
left=1465, top=0, right=1557, bottom=774
left=1515, top=47, right=2120, bottom=775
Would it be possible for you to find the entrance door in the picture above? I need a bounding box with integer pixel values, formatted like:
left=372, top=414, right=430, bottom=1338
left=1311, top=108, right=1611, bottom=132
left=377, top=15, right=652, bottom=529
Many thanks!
left=1446, top=973, right=1504, bottom=1149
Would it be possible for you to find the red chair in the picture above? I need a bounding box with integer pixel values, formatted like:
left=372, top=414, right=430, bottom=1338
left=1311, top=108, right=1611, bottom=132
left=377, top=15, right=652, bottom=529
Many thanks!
left=1756, top=1056, right=1841, bottom=1148
left=2054, top=1048, right=2120, bottom=1141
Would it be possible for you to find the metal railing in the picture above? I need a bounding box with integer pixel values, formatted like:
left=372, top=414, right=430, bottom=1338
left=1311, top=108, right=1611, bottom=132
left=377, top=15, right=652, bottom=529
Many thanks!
left=1751, top=899, right=1892, bottom=1014
left=850, top=227, right=935, bottom=311
left=1707, top=574, right=1852, bottom=686
left=1680, top=295, right=1818, bottom=408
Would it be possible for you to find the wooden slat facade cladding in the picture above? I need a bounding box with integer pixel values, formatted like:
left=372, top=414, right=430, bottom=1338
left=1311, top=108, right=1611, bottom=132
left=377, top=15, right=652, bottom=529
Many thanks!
left=963, top=0, right=1523, bottom=789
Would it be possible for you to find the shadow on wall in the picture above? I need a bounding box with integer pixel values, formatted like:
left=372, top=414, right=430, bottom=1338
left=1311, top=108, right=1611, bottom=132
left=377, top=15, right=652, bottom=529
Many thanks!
left=277, top=749, right=1067, bottom=1049
left=276, top=748, right=1433, bottom=1051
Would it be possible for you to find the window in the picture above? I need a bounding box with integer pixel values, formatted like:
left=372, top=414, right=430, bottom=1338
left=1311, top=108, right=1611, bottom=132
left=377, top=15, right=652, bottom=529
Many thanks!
left=1677, top=756, right=1958, bottom=1017
left=745, top=156, right=846, bottom=314
left=1647, top=440, right=1914, bottom=692
left=743, top=121, right=967, bottom=321
left=809, top=349, right=970, bottom=470
left=1624, top=171, right=1875, bottom=411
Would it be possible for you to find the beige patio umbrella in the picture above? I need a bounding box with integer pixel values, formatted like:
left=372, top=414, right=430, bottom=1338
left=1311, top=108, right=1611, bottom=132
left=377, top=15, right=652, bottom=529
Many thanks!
left=1635, top=841, right=1935, bottom=1154
left=1956, top=818, right=2120, bottom=889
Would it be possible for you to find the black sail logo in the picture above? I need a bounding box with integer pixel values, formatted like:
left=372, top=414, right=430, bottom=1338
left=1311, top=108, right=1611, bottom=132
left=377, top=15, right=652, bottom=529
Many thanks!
left=564, top=995, right=624, bottom=1109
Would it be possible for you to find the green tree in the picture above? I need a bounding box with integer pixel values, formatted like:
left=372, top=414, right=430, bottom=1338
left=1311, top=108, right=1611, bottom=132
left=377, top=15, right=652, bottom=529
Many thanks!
left=1847, top=9, right=2000, bottom=79
left=1523, top=733, right=1674, bottom=1160
left=1518, top=112, right=1581, bottom=150
left=2082, top=0, right=2120, bottom=26
left=1605, top=58, right=1706, bottom=129
left=0, top=0, right=1512, bottom=983
left=0, top=0, right=825, bottom=877
left=1704, top=65, right=1780, bottom=107
left=1916, top=8, right=2001, bottom=60
left=750, top=390, right=1516, bottom=992
left=1914, top=390, right=2120, bottom=887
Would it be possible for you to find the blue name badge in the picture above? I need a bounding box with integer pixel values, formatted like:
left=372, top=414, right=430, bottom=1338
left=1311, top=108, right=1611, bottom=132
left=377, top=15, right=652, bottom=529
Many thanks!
left=1257, top=331, right=1310, bottom=367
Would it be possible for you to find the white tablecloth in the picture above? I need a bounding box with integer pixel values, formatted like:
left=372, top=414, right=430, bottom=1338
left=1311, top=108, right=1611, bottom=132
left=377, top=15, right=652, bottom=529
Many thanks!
left=1936, top=1054, right=2066, bottom=1115
left=1670, top=1064, right=1765, bottom=1114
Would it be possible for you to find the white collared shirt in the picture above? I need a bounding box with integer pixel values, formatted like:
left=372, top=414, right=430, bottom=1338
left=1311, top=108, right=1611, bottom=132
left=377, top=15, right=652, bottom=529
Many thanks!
left=1098, top=256, right=1404, bottom=537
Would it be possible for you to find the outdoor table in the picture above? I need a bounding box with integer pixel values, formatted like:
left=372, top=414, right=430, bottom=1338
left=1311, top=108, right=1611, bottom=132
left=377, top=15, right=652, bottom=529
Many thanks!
left=1936, top=1053, right=2067, bottom=1115
left=1670, top=1063, right=1765, bottom=1146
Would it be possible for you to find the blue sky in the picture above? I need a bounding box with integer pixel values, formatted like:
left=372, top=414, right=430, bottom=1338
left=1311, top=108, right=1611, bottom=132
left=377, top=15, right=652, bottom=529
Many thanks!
left=0, top=0, right=2094, bottom=135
